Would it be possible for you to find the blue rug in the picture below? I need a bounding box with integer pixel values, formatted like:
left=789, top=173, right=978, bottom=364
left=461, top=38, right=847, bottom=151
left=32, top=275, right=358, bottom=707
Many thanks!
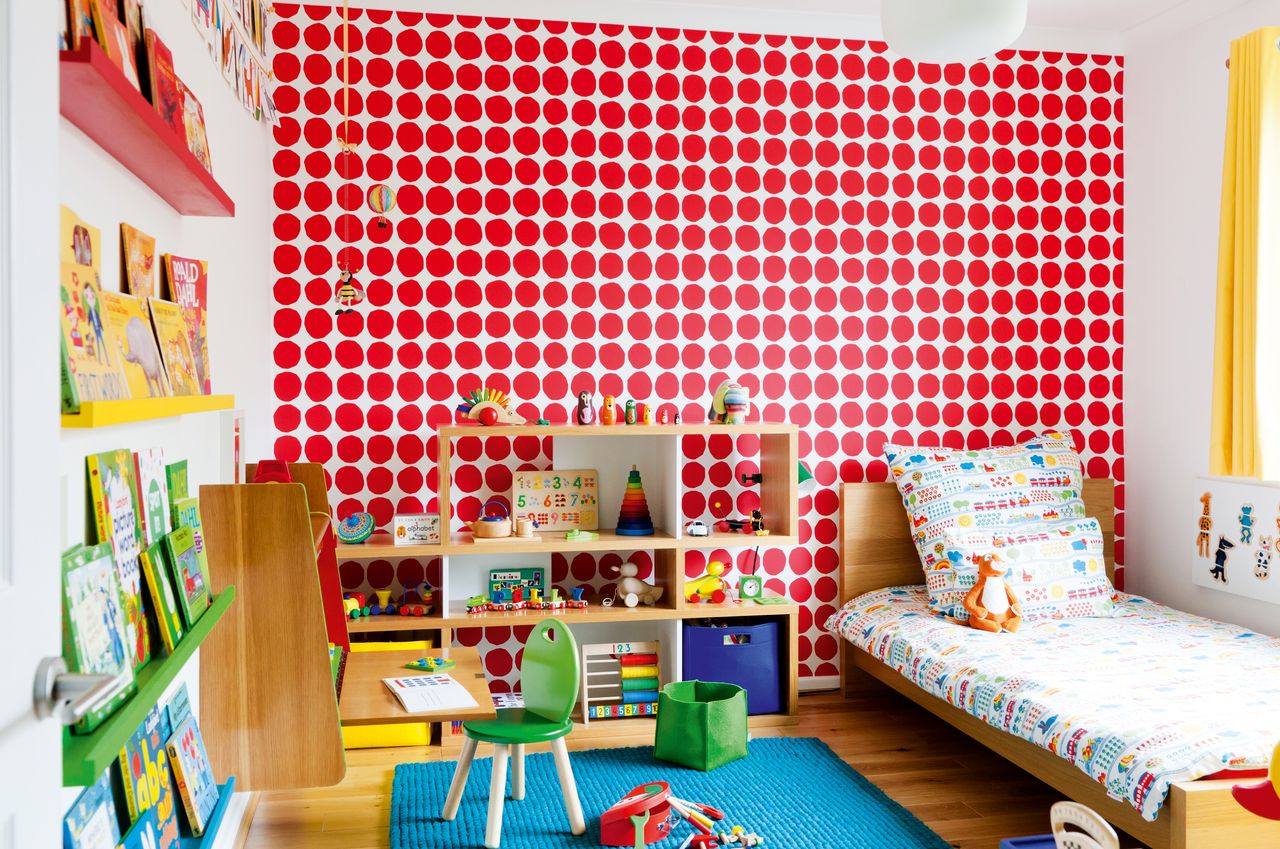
left=391, top=738, right=949, bottom=848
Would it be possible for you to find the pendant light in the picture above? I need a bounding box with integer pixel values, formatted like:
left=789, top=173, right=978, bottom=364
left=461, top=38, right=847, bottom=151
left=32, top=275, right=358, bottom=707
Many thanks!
left=880, top=0, right=1028, bottom=64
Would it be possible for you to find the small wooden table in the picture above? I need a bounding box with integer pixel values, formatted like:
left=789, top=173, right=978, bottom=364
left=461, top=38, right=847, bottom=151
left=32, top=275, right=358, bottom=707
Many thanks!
left=338, top=646, right=497, bottom=726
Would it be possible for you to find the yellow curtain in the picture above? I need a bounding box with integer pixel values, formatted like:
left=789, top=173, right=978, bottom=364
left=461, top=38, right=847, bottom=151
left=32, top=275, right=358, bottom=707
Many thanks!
left=1210, top=27, right=1280, bottom=477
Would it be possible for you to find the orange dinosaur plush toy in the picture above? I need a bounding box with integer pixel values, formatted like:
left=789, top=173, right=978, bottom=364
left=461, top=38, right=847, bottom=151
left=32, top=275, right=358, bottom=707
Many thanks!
left=963, top=552, right=1023, bottom=633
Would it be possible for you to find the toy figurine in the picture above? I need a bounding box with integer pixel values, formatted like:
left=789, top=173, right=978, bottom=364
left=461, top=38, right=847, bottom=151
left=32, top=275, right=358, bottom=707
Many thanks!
left=457, top=387, right=525, bottom=425
left=612, top=560, right=665, bottom=607
left=708, top=380, right=750, bottom=424
left=642, top=403, right=653, bottom=425
left=673, top=412, right=682, bottom=424
left=625, top=399, right=637, bottom=424
left=1212, top=536, right=1235, bottom=583
left=333, top=268, right=364, bottom=314
left=963, top=552, right=1023, bottom=633
left=659, top=408, right=669, bottom=424
left=576, top=390, right=596, bottom=425
left=601, top=394, right=617, bottom=425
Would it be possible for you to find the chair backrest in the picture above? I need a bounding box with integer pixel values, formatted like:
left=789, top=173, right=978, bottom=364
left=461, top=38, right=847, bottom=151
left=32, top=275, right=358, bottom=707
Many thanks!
left=1051, top=802, right=1120, bottom=849
left=520, top=618, right=581, bottom=723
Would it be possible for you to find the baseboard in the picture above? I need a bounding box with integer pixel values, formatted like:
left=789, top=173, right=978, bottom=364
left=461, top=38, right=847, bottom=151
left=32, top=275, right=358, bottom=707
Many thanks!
left=800, top=675, right=840, bottom=692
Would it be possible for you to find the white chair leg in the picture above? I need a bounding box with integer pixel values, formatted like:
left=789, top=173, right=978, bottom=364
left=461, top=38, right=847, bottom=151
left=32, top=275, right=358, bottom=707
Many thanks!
left=550, top=737, right=585, bottom=835
left=442, top=737, right=479, bottom=821
left=511, top=744, right=525, bottom=801
left=485, top=743, right=509, bottom=849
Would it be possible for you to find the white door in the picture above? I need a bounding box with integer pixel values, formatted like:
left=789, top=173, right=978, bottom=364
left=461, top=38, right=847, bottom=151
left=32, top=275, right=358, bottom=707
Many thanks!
left=0, top=0, right=64, bottom=844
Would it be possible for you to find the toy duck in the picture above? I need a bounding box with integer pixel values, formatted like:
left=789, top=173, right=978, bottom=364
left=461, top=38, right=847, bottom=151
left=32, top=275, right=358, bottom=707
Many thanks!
left=601, top=395, right=617, bottom=426
left=1232, top=740, right=1280, bottom=819
left=576, top=390, right=596, bottom=425
left=963, top=552, right=1022, bottom=633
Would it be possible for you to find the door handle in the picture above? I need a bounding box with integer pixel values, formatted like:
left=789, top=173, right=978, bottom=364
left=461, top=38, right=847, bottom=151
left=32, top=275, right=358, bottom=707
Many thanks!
left=32, top=656, right=121, bottom=725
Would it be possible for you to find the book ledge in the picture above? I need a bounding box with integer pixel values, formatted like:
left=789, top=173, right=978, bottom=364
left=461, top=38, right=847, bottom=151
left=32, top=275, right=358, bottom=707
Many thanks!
left=62, top=395, right=235, bottom=429
left=63, top=587, right=235, bottom=787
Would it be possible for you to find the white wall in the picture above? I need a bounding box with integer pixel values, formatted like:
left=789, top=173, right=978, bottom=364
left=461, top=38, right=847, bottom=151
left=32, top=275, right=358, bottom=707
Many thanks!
left=55, top=0, right=274, bottom=832
left=59, top=1, right=275, bottom=460
left=1124, top=0, right=1280, bottom=633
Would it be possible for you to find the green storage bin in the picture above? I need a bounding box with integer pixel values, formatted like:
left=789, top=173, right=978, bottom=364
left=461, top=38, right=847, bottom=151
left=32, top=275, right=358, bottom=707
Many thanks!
left=653, top=680, right=748, bottom=771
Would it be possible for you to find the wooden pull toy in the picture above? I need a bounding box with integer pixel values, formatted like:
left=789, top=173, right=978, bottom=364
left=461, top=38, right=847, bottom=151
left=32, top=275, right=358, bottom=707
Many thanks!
left=456, top=387, right=525, bottom=425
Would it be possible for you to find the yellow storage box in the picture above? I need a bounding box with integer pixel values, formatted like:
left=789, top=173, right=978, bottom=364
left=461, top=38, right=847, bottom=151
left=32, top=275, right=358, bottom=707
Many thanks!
left=341, top=640, right=432, bottom=749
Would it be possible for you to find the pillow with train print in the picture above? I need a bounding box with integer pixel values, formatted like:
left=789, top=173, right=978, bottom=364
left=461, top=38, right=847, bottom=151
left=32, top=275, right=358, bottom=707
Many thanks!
left=884, top=432, right=1092, bottom=620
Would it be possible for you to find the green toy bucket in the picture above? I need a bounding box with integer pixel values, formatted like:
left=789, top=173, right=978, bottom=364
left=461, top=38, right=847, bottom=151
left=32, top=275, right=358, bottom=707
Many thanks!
left=653, top=680, right=748, bottom=771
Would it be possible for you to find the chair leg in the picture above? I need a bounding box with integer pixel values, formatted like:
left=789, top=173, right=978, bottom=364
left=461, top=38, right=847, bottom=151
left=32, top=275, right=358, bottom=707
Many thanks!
left=511, top=744, right=525, bottom=801
left=485, top=743, right=510, bottom=849
left=550, top=737, right=585, bottom=835
left=442, top=736, right=479, bottom=821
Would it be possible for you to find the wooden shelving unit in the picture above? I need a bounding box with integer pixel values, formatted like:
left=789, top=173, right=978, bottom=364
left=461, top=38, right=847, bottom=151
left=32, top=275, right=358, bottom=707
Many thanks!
left=59, top=40, right=235, bottom=216
left=63, top=588, right=235, bottom=787
left=337, top=421, right=803, bottom=740
left=61, top=395, right=236, bottom=429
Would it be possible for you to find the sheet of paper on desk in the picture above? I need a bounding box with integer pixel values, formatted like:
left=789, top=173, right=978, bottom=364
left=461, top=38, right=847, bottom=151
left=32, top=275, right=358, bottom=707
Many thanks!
left=383, top=674, right=480, bottom=713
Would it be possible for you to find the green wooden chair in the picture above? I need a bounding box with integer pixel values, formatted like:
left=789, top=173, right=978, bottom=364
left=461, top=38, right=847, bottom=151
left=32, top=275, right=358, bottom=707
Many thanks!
left=441, top=618, right=585, bottom=848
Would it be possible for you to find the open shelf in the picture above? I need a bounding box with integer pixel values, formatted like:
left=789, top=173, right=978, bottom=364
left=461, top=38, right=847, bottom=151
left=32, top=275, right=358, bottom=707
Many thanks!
left=59, top=40, right=235, bottom=217
left=347, top=614, right=438, bottom=634
left=62, top=395, right=236, bottom=429
left=442, top=595, right=796, bottom=629
left=177, top=777, right=237, bottom=849
left=63, top=588, right=236, bottom=787
left=439, top=422, right=796, bottom=439
left=335, top=529, right=795, bottom=560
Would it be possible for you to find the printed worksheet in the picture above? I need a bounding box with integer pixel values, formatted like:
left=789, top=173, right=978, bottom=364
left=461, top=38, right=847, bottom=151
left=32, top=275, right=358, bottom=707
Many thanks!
left=383, top=674, right=479, bottom=713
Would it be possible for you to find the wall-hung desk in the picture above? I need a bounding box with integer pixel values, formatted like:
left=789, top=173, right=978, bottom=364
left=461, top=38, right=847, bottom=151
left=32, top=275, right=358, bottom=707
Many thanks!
left=339, top=646, right=496, bottom=726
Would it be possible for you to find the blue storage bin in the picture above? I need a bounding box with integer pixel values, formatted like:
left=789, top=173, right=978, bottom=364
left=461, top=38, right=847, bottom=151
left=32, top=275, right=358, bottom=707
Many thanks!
left=999, top=836, right=1056, bottom=849
left=682, top=620, right=781, bottom=715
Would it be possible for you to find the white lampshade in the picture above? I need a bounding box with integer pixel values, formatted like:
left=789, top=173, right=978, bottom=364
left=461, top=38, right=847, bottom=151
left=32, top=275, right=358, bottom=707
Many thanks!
left=881, top=0, right=1028, bottom=64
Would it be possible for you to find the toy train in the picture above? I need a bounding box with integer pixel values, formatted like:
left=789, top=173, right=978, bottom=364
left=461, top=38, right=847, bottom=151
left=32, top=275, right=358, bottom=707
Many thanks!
left=465, top=585, right=589, bottom=614
left=344, top=584, right=434, bottom=619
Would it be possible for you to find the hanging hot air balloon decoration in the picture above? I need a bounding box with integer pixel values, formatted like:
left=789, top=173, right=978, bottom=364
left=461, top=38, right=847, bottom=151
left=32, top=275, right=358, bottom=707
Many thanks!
left=367, top=183, right=397, bottom=228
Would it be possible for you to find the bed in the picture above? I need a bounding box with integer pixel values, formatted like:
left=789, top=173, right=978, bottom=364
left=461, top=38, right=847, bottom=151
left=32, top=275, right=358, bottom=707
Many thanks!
left=833, top=480, right=1280, bottom=849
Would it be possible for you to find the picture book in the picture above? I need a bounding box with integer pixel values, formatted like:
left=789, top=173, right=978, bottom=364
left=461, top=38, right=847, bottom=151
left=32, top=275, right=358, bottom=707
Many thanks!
left=174, top=496, right=211, bottom=587
left=134, top=448, right=172, bottom=547
left=139, top=540, right=184, bottom=653
left=167, top=716, right=220, bottom=836
left=116, top=704, right=181, bottom=848
left=121, top=223, right=157, bottom=303
left=101, top=291, right=170, bottom=400
left=167, top=682, right=193, bottom=730
left=61, top=262, right=128, bottom=411
left=163, top=525, right=209, bottom=628
left=62, top=543, right=136, bottom=734
left=180, top=82, right=213, bottom=172
left=63, top=769, right=120, bottom=849
left=117, top=806, right=161, bottom=849
left=165, top=460, right=189, bottom=524
left=67, top=0, right=98, bottom=51
left=149, top=298, right=202, bottom=396
left=87, top=449, right=150, bottom=669
left=60, top=205, right=101, bottom=270
left=145, top=28, right=185, bottom=137
left=162, top=255, right=210, bottom=393
left=93, top=0, right=140, bottom=90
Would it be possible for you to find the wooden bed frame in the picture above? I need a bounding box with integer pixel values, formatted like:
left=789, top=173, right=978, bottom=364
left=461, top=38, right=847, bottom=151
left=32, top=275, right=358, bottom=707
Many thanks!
left=839, top=480, right=1280, bottom=849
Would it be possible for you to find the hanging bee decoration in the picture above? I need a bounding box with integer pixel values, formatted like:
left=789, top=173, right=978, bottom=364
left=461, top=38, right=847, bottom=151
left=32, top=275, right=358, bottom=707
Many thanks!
left=333, top=266, right=364, bottom=315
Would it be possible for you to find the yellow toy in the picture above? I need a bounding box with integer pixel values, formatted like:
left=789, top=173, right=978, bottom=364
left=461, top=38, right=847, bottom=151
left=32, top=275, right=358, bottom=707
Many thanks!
left=1233, top=740, right=1280, bottom=819
left=685, top=560, right=729, bottom=604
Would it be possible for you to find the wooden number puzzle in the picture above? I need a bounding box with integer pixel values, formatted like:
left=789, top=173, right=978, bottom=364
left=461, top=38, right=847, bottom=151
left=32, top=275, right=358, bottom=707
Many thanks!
left=511, top=469, right=599, bottom=531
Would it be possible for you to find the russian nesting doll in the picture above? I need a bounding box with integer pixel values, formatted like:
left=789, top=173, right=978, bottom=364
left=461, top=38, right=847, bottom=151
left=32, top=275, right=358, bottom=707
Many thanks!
left=625, top=399, right=637, bottom=425
left=576, top=391, right=596, bottom=425
left=601, top=395, right=616, bottom=426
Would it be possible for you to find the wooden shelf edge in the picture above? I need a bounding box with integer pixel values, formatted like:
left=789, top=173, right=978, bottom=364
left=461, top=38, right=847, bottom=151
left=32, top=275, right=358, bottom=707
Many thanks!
left=63, top=587, right=236, bottom=787
left=59, top=41, right=235, bottom=216
left=62, top=395, right=236, bottom=429
left=335, top=529, right=797, bottom=559
left=176, top=776, right=236, bottom=849
left=439, top=422, right=798, bottom=439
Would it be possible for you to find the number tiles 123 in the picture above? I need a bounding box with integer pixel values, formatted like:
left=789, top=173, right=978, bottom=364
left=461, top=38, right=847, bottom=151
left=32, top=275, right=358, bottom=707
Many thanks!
left=511, top=469, right=599, bottom=531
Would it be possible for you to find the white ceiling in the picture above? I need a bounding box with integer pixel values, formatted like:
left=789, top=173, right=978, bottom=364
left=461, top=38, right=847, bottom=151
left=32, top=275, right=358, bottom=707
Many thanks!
left=361, top=0, right=1258, bottom=53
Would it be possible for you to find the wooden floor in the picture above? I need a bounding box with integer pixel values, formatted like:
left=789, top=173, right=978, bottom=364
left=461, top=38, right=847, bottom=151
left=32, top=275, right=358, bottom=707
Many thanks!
left=245, top=689, right=1088, bottom=849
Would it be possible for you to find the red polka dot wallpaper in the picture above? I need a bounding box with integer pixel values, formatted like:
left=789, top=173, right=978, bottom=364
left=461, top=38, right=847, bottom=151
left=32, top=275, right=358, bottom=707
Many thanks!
left=269, top=5, right=1125, bottom=686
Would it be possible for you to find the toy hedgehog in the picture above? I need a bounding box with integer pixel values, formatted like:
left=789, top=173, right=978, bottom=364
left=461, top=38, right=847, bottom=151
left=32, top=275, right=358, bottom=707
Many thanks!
left=457, top=387, right=525, bottom=426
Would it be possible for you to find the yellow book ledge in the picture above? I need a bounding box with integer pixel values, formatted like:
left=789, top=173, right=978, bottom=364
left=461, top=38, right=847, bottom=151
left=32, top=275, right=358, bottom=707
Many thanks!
left=62, top=395, right=235, bottom=428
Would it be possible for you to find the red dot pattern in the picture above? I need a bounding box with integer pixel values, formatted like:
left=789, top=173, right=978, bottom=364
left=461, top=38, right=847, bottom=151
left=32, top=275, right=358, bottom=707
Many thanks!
left=271, top=6, right=1125, bottom=687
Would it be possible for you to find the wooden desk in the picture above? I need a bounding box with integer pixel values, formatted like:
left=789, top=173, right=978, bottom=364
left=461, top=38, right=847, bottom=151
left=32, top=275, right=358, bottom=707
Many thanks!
left=338, top=646, right=497, bottom=726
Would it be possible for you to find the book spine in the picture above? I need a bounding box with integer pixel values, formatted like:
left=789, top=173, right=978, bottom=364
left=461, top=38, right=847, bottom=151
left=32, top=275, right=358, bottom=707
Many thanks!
left=132, top=454, right=148, bottom=547
left=119, top=745, right=140, bottom=823
left=87, top=459, right=110, bottom=546
left=166, top=740, right=204, bottom=836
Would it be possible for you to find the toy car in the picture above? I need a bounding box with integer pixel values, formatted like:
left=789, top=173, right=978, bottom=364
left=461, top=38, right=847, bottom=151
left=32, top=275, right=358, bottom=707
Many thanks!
left=685, top=520, right=709, bottom=537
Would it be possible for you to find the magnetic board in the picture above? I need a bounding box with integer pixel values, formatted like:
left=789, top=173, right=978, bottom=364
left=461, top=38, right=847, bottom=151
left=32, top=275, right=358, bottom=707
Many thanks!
left=1191, top=475, right=1280, bottom=602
